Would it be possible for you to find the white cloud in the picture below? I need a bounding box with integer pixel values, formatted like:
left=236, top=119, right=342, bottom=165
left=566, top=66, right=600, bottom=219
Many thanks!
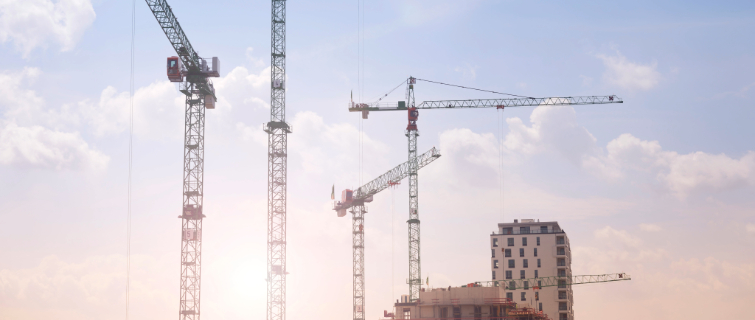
left=77, top=81, right=184, bottom=139
left=454, top=63, right=477, bottom=80
left=213, top=65, right=271, bottom=112
left=245, top=47, right=266, bottom=68
left=418, top=128, right=633, bottom=220
left=503, top=104, right=597, bottom=165
left=0, top=0, right=96, bottom=57
left=597, top=51, right=661, bottom=91
left=639, top=223, right=662, bottom=232
left=0, top=121, right=107, bottom=170
left=595, top=226, right=643, bottom=248
left=0, top=67, right=78, bottom=129
left=288, top=111, right=388, bottom=177
left=585, top=133, right=755, bottom=198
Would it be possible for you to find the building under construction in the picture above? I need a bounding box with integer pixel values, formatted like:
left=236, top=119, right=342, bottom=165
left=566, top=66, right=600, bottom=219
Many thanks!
left=384, top=219, right=630, bottom=320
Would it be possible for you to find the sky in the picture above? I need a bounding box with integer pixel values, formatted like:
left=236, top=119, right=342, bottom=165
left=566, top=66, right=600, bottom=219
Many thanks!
left=0, top=0, right=754, bottom=319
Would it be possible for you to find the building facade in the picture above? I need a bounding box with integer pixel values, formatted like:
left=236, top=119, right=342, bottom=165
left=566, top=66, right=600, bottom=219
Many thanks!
left=490, top=219, right=573, bottom=320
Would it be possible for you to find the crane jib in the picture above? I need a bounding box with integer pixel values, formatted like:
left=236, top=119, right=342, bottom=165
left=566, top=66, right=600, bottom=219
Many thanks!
left=332, top=147, right=441, bottom=213
left=347, top=95, right=623, bottom=112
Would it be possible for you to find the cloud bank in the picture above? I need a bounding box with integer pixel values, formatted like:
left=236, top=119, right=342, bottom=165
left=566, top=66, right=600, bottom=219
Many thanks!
left=500, top=105, right=755, bottom=198
left=0, top=0, right=96, bottom=57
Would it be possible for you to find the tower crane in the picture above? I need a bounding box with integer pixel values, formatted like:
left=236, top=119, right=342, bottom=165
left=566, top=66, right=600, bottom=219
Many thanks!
left=499, top=272, right=631, bottom=290
left=333, top=147, right=442, bottom=320
left=349, top=77, right=624, bottom=303
left=144, top=1, right=219, bottom=319
left=265, top=2, right=290, bottom=320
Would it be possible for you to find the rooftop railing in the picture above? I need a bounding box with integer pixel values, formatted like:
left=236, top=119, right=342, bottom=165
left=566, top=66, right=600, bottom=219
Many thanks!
left=496, top=228, right=565, bottom=235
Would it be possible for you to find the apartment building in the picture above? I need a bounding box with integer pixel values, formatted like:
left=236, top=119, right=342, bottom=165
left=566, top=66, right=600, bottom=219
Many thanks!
left=490, top=219, right=573, bottom=320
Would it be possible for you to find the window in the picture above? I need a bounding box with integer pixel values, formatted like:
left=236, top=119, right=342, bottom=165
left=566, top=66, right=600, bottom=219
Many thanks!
left=538, top=280, right=542, bottom=287
left=559, top=291, right=567, bottom=299
left=537, top=259, right=541, bottom=268
left=519, top=248, right=525, bottom=257
left=523, top=259, right=529, bottom=268
left=492, top=271, right=496, bottom=280
left=494, top=260, right=499, bottom=268
left=507, top=238, right=514, bottom=246
left=522, top=237, right=528, bottom=246
left=535, top=292, right=539, bottom=301
left=558, top=269, right=566, bottom=277
left=558, top=280, right=567, bottom=288
left=539, top=303, right=543, bottom=312
left=502, top=227, right=513, bottom=235
left=520, top=226, right=530, bottom=234
left=506, top=270, right=512, bottom=279
left=508, top=259, right=515, bottom=268
left=557, top=258, right=565, bottom=266
left=559, top=302, right=567, bottom=311
left=557, top=247, right=565, bottom=255
left=537, top=237, right=540, bottom=246
left=524, top=281, right=529, bottom=289
left=474, top=306, right=482, bottom=320
left=493, top=238, right=498, bottom=247
left=506, top=292, right=513, bottom=301
left=540, top=226, right=548, bottom=233
left=520, top=270, right=525, bottom=279
left=492, top=249, right=495, bottom=258
left=505, top=249, right=511, bottom=257
left=490, top=306, right=499, bottom=320
left=557, top=236, right=565, bottom=245
left=534, top=248, right=538, bottom=257
left=453, top=307, right=461, bottom=320
left=404, top=309, right=411, bottom=319
left=521, top=292, right=526, bottom=301
left=441, top=308, right=448, bottom=319
left=559, top=314, right=568, bottom=320
left=509, top=281, right=516, bottom=290
left=534, top=270, right=539, bottom=278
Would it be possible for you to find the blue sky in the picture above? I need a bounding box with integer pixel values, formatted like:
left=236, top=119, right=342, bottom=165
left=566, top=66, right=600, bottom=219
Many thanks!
left=1, top=0, right=754, bottom=319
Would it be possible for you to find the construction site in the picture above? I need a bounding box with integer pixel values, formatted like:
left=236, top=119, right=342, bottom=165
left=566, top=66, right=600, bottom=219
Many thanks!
left=136, top=1, right=632, bottom=319
left=8, top=0, right=753, bottom=320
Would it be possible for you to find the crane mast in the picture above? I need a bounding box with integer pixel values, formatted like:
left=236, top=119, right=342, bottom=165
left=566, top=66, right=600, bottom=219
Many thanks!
left=349, top=77, right=624, bottom=303
left=404, top=78, right=422, bottom=302
left=265, top=1, right=290, bottom=320
left=333, top=147, right=441, bottom=320
left=144, top=1, right=219, bottom=319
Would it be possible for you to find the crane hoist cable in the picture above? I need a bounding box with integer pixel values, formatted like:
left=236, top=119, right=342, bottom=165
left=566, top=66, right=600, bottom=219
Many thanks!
left=125, top=0, right=136, bottom=318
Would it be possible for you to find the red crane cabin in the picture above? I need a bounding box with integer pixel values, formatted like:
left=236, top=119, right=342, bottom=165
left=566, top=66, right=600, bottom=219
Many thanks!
left=167, top=56, right=183, bottom=82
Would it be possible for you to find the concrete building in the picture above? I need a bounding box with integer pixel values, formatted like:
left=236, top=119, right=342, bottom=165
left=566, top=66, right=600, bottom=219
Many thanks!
left=386, top=219, right=571, bottom=320
left=490, top=219, right=572, bottom=320
left=390, top=286, right=550, bottom=320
